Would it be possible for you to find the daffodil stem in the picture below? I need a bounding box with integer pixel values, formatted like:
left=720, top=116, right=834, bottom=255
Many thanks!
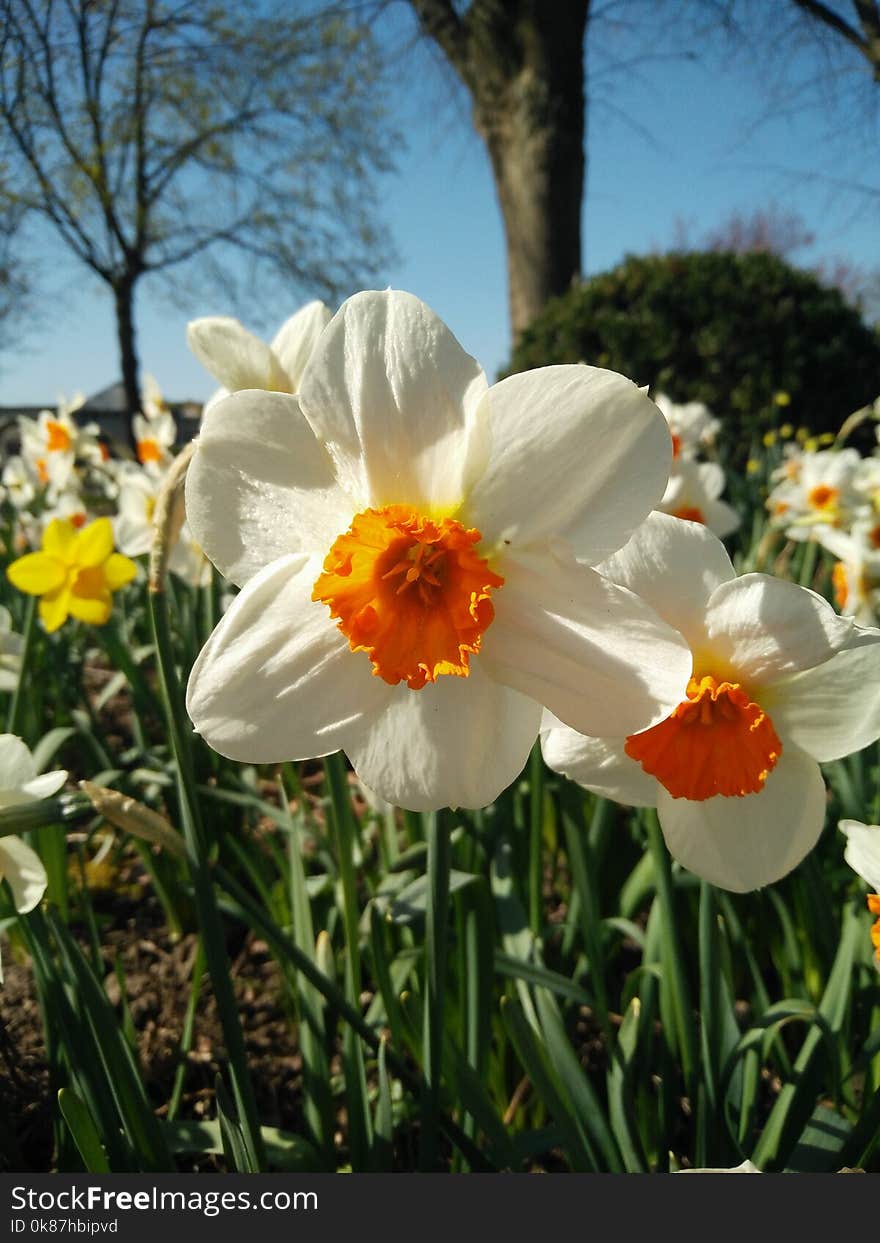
left=147, top=586, right=265, bottom=1172
left=528, top=743, right=545, bottom=935
left=644, top=809, right=699, bottom=1100
left=0, top=794, right=91, bottom=836
left=324, top=752, right=362, bottom=996
left=7, top=595, right=37, bottom=736
left=421, top=809, right=451, bottom=1171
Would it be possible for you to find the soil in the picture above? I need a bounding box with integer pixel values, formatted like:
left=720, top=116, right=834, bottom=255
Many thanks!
left=0, top=884, right=308, bottom=1173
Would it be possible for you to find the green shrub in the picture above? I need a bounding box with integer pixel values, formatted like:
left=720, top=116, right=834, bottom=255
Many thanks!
left=506, top=251, right=880, bottom=451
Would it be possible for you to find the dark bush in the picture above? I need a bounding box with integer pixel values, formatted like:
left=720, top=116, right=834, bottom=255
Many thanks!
left=506, top=251, right=880, bottom=450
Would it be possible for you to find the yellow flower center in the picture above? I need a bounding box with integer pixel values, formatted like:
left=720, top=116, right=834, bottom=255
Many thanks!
left=624, top=674, right=782, bottom=801
left=137, top=438, right=162, bottom=465
left=46, top=420, right=72, bottom=453
left=312, top=505, right=503, bottom=690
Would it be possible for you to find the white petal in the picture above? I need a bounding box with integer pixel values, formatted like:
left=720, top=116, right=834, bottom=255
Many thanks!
left=467, top=366, right=672, bottom=559
left=839, top=819, right=880, bottom=891
left=298, top=290, right=487, bottom=513
left=185, top=390, right=354, bottom=586
left=480, top=549, right=692, bottom=738
left=701, top=574, right=854, bottom=688
left=186, top=553, right=392, bottom=762
left=541, top=724, right=658, bottom=807
left=270, top=301, right=332, bottom=391
left=0, top=735, right=36, bottom=791
left=702, top=498, right=741, bottom=539
left=343, top=662, right=541, bottom=811
left=762, top=627, right=880, bottom=761
left=597, top=512, right=734, bottom=647
left=20, top=770, right=67, bottom=801
left=0, top=836, right=47, bottom=913
left=656, top=745, right=826, bottom=892
left=187, top=317, right=290, bottom=393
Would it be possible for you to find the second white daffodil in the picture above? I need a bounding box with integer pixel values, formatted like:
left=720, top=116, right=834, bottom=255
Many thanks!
left=185, top=290, right=692, bottom=810
left=542, top=512, right=880, bottom=891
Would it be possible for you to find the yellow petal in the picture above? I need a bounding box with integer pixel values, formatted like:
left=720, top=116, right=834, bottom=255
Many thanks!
left=68, top=589, right=112, bottom=626
left=39, top=588, right=71, bottom=632
left=104, top=553, right=138, bottom=592
left=43, top=518, right=77, bottom=564
left=7, top=552, right=66, bottom=596
left=73, top=517, right=114, bottom=568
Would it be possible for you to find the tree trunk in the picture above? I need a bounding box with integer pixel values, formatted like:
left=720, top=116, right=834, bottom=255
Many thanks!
left=112, top=275, right=142, bottom=432
left=411, top=1, right=590, bottom=341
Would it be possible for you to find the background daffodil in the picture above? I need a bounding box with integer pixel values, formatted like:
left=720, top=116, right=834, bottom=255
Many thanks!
left=6, top=516, right=137, bottom=632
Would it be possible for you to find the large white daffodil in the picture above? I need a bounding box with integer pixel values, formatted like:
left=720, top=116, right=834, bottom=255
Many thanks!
left=0, top=734, right=66, bottom=979
left=185, top=290, right=693, bottom=811
left=187, top=300, right=332, bottom=416
left=542, top=512, right=880, bottom=891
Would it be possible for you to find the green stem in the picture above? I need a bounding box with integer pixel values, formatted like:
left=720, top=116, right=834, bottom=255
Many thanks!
left=420, top=810, right=451, bottom=1171
left=528, top=743, right=545, bottom=935
left=324, top=752, right=362, bottom=995
left=7, top=595, right=37, bottom=736
left=147, top=586, right=264, bottom=1171
left=645, top=809, right=698, bottom=1099
left=167, top=942, right=206, bottom=1122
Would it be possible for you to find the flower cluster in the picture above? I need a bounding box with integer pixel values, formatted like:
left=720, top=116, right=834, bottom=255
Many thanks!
left=766, top=414, right=880, bottom=625
left=652, top=394, right=740, bottom=538
left=183, top=290, right=880, bottom=894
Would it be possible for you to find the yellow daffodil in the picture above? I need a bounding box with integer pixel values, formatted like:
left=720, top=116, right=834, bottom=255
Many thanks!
left=6, top=517, right=137, bottom=632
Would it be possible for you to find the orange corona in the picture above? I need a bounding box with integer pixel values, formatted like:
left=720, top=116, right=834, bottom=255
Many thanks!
left=46, top=420, right=72, bottom=453
left=137, top=438, right=162, bottom=465
left=313, top=505, right=503, bottom=690
left=625, top=674, right=782, bottom=801
left=869, top=894, right=880, bottom=961
left=807, top=483, right=838, bottom=513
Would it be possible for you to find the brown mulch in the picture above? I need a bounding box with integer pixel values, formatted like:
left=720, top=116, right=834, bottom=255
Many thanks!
left=0, top=885, right=308, bottom=1173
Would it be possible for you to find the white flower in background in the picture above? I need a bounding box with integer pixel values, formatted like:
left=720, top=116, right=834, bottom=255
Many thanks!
left=542, top=512, right=880, bottom=892
left=678, top=1160, right=761, bottom=1173
left=818, top=520, right=880, bottom=627
left=185, top=289, right=692, bottom=811
left=853, top=452, right=880, bottom=513
left=0, top=608, right=24, bottom=692
left=653, top=393, right=720, bottom=460
left=1, top=457, right=36, bottom=510
left=658, top=458, right=740, bottom=538
left=42, top=490, right=88, bottom=534
left=767, top=447, right=863, bottom=540
left=0, top=735, right=67, bottom=976
left=188, top=300, right=333, bottom=415
left=141, top=373, right=172, bottom=422
left=19, top=410, right=76, bottom=496
left=838, top=819, right=880, bottom=962
left=132, top=412, right=176, bottom=472
left=115, top=464, right=209, bottom=588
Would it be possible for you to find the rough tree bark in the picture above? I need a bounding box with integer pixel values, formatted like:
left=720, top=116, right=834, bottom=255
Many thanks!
left=409, top=0, right=590, bottom=340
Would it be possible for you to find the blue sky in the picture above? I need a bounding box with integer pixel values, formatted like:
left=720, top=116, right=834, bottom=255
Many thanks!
left=3, top=3, right=878, bottom=405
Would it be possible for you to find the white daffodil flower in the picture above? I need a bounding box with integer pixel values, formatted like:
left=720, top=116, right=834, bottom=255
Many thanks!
left=768, top=447, right=863, bottom=541
left=839, top=818, right=880, bottom=962
left=0, top=734, right=66, bottom=980
left=819, top=520, right=880, bottom=627
left=188, top=300, right=333, bottom=416
left=0, top=608, right=24, bottom=692
left=653, top=393, right=720, bottom=460
left=115, top=465, right=209, bottom=588
left=658, top=458, right=740, bottom=538
left=185, top=289, right=693, bottom=811
left=132, top=412, right=176, bottom=472
left=542, top=512, right=880, bottom=892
